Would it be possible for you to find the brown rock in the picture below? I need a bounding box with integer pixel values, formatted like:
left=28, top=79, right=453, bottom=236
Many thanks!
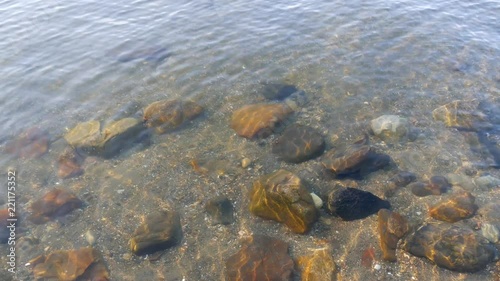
left=143, top=99, right=203, bottom=134
left=410, top=176, right=450, bottom=197
left=297, top=248, right=337, bottom=281
left=28, top=189, right=83, bottom=224
left=57, top=148, right=85, bottom=179
left=432, top=100, right=490, bottom=130
left=5, top=127, right=49, bottom=158
left=384, top=171, right=416, bottom=197
left=377, top=209, right=409, bottom=262
left=64, top=120, right=102, bottom=149
left=129, top=209, right=182, bottom=255
left=31, top=247, right=108, bottom=281
left=404, top=223, right=498, bottom=272
left=429, top=192, right=478, bottom=222
left=230, top=103, right=293, bottom=139
left=249, top=169, right=318, bottom=234
left=225, top=235, right=293, bottom=281
left=272, top=124, right=325, bottom=163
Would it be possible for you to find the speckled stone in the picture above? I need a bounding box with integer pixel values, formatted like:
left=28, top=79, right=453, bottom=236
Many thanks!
left=231, top=103, right=293, bottom=139
left=404, top=223, right=498, bottom=272
left=249, top=169, right=318, bottom=233
left=327, top=187, right=390, bottom=221
left=225, top=235, right=293, bottom=281
left=297, top=248, right=337, bottom=281
left=28, top=189, right=83, bottom=224
left=377, top=209, right=409, bottom=262
left=143, top=99, right=203, bottom=134
left=429, top=192, right=478, bottom=223
left=272, top=124, right=325, bottom=163
left=129, top=209, right=182, bottom=255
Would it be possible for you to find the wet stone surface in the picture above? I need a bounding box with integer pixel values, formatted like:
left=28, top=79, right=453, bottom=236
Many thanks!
left=129, top=209, right=182, bottom=255
left=429, top=192, right=478, bottom=223
left=28, top=189, right=83, bottom=225
left=5, top=127, right=50, bottom=159
left=31, top=247, right=109, bottom=281
left=230, top=103, right=293, bottom=139
left=297, top=248, right=338, bottom=281
left=143, top=99, right=204, bottom=134
left=377, top=209, right=409, bottom=262
left=205, top=196, right=235, bottom=225
left=57, top=147, right=85, bottom=179
left=249, top=169, right=318, bottom=234
left=384, top=171, right=417, bottom=197
left=326, top=186, right=390, bottom=221
left=432, top=100, right=491, bottom=130
left=260, top=83, right=299, bottom=101
left=225, top=235, right=294, bottom=281
left=410, top=176, right=451, bottom=197
left=370, top=114, right=412, bottom=142
left=271, top=124, right=325, bottom=163
left=404, top=223, right=498, bottom=272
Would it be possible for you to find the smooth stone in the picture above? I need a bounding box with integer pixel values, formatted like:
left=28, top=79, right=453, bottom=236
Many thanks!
left=377, top=209, right=409, bottom=262
left=28, top=189, right=83, bottom=224
left=473, top=175, right=500, bottom=189
left=205, top=196, right=234, bottom=225
left=326, top=187, right=390, bottom=221
left=297, top=248, right=337, bottom=281
left=478, top=203, right=500, bottom=225
left=384, top=171, right=417, bottom=197
left=370, top=115, right=411, bottom=142
left=64, top=121, right=102, bottom=149
left=429, top=192, right=478, bottom=222
left=249, top=169, right=318, bottom=234
left=129, top=209, right=182, bottom=255
left=404, top=223, right=498, bottom=272
left=261, top=83, right=299, bottom=100
left=225, top=235, right=293, bottom=281
left=283, top=89, right=308, bottom=111
left=57, top=147, right=84, bottom=179
left=143, top=99, right=204, bottom=134
left=481, top=223, right=499, bottom=243
left=432, top=100, right=491, bottom=130
left=100, top=117, right=146, bottom=157
left=5, top=127, right=50, bottom=159
left=446, top=173, right=476, bottom=191
left=230, top=103, right=293, bottom=139
left=310, top=193, right=323, bottom=209
left=272, top=124, right=325, bottom=163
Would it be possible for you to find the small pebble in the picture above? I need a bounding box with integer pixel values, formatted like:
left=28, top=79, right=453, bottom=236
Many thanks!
left=310, top=193, right=323, bottom=209
left=241, top=158, right=252, bottom=168
left=85, top=230, right=95, bottom=245
left=374, top=263, right=381, bottom=270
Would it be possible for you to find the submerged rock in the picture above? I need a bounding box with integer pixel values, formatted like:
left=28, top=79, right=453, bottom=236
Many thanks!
left=404, top=223, right=498, bottom=272
left=429, top=192, right=478, bottom=223
left=326, top=187, right=390, bottom=221
left=384, top=171, right=417, bottom=197
left=297, top=248, right=338, bottom=281
left=377, top=209, right=409, bottom=262
left=129, top=209, right=182, bottom=255
left=28, top=189, right=83, bottom=224
left=410, top=176, right=451, bottom=197
left=205, top=196, right=234, bottom=225
left=57, top=148, right=85, bottom=179
left=231, top=103, right=293, bottom=139
left=5, top=127, right=50, bottom=158
left=249, top=169, right=318, bottom=233
left=143, top=99, right=204, bottom=134
left=272, top=124, right=325, bottom=163
left=31, top=247, right=108, bottom=281
left=261, top=83, right=299, bottom=101
left=225, top=235, right=294, bottom=281
left=432, top=100, right=490, bottom=130
left=64, top=120, right=102, bottom=150
left=370, top=115, right=411, bottom=142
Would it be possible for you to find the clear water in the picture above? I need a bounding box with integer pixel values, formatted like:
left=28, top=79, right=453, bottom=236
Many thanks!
left=0, top=0, right=499, bottom=280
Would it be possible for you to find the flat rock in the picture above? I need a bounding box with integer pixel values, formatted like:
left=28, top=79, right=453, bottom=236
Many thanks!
left=327, top=187, right=390, bottom=221
left=231, top=103, right=293, bottom=139
left=5, top=127, right=49, bottom=158
left=64, top=120, right=102, bottom=149
left=28, top=189, right=83, bottom=224
left=205, top=196, right=234, bottom=225
left=404, top=223, right=498, bottom=272
left=410, top=176, right=450, bottom=197
left=143, top=99, right=203, bottom=134
left=377, top=209, right=409, bottom=262
left=249, top=169, right=318, bottom=233
left=429, top=192, right=478, bottom=222
left=297, top=248, right=337, bottom=281
left=129, top=209, right=182, bottom=255
left=370, top=115, right=411, bottom=142
left=272, top=124, right=325, bottom=163
left=225, top=235, right=293, bottom=281
left=57, top=148, right=85, bottom=179
left=31, top=247, right=108, bottom=281
left=432, top=100, right=491, bottom=130
left=100, top=117, right=146, bottom=157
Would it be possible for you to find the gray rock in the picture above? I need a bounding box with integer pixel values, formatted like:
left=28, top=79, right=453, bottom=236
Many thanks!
left=473, top=175, right=500, bottom=190
left=370, top=115, right=411, bottom=142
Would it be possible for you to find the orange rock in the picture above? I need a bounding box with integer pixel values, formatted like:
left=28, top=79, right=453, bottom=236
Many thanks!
left=297, top=248, right=337, bottom=281
left=230, top=103, right=293, bottom=139
left=429, top=192, right=478, bottom=223
left=377, top=209, right=409, bottom=262
left=28, top=189, right=83, bottom=224
left=5, top=127, right=49, bottom=158
left=143, top=99, right=203, bottom=134
left=57, top=148, right=85, bottom=179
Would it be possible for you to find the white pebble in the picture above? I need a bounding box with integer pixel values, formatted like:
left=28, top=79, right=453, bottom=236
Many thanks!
left=310, top=193, right=323, bottom=209
left=374, top=263, right=381, bottom=270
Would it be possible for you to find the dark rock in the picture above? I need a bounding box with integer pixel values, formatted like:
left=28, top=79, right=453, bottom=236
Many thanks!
left=429, top=192, right=478, bottom=222
left=272, top=124, right=325, bottom=163
left=384, top=171, right=417, bottom=197
left=326, top=187, right=390, bottom=221
left=28, top=189, right=83, bottom=224
left=249, top=169, right=318, bottom=233
left=404, top=223, right=498, bottom=272
left=5, top=127, right=49, bottom=159
left=231, top=103, right=293, bottom=139
left=428, top=176, right=451, bottom=192
left=143, top=99, right=204, bottom=134
left=225, top=235, right=293, bottom=281
left=129, top=209, right=182, bottom=255
left=205, top=196, right=234, bottom=225
left=410, top=176, right=450, bottom=197
left=261, top=83, right=299, bottom=101
left=377, top=209, right=409, bottom=262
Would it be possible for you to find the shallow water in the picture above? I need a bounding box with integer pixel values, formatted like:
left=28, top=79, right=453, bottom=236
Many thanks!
left=0, top=0, right=499, bottom=280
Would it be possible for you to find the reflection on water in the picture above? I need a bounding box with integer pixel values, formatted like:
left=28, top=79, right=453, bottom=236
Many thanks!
left=0, top=0, right=499, bottom=280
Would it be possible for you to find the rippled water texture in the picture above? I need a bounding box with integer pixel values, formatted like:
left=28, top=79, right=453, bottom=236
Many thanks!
left=0, top=0, right=499, bottom=280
